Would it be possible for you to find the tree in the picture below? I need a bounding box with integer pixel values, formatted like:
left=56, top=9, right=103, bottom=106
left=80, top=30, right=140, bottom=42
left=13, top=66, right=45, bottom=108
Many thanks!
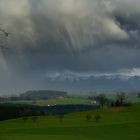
left=94, top=115, right=102, bottom=123
left=137, top=93, right=140, bottom=98
left=31, top=116, right=38, bottom=123
left=22, top=116, right=28, bottom=122
left=116, top=92, right=126, bottom=106
left=0, top=28, right=9, bottom=37
left=111, top=101, right=115, bottom=107
left=22, top=108, right=31, bottom=122
left=0, top=27, right=9, bottom=49
left=59, top=114, right=64, bottom=122
left=86, top=115, right=92, bottom=121
left=95, top=94, right=108, bottom=108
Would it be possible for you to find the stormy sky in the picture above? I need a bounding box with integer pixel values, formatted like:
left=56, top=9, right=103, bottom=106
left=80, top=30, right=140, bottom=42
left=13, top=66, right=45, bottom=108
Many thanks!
left=0, top=0, right=140, bottom=94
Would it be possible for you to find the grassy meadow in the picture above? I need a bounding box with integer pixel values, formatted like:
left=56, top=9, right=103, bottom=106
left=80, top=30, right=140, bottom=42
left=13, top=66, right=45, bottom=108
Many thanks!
left=7, top=98, right=90, bottom=106
left=0, top=104, right=140, bottom=140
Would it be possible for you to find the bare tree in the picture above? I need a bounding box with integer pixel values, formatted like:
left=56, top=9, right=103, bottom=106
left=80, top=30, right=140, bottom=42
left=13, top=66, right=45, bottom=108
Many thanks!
left=116, top=92, right=127, bottom=106
left=95, top=94, right=108, bottom=108
left=0, top=26, right=10, bottom=49
left=0, top=27, right=9, bottom=37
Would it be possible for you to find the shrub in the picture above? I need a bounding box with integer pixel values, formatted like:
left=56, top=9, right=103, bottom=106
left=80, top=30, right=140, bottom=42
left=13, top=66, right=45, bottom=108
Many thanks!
left=59, top=114, right=64, bottom=122
left=86, top=115, right=92, bottom=121
left=95, top=115, right=102, bottom=123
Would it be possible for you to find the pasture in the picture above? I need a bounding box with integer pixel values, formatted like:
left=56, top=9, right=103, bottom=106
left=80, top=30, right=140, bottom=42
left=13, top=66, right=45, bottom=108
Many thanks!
left=0, top=104, right=140, bottom=140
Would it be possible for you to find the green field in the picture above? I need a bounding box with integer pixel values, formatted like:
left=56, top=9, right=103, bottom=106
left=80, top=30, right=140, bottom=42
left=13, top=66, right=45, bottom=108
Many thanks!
left=5, top=98, right=90, bottom=106
left=4, top=93, right=140, bottom=107
left=0, top=104, right=140, bottom=140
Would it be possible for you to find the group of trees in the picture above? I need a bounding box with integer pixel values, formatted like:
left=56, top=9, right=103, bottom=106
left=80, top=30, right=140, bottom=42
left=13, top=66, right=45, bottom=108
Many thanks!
left=112, top=93, right=130, bottom=106
left=57, top=114, right=102, bottom=123
left=0, top=104, right=99, bottom=121
left=0, top=104, right=45, bottom=121
left=19, top=90, right=67, bottom=100
left=22, top=113, right=102, bottom=124
left=86, top=114, right=102, bottom=123
left=89, top=92, right=131, bottom=108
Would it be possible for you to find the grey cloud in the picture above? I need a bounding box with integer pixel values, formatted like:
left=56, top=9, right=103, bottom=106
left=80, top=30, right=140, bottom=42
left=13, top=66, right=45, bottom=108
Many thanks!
left=45, top=68, right=140, bottom=82
left=0, top=0, right=140, bottom=93
left=0, top=0, right=129, bottom=50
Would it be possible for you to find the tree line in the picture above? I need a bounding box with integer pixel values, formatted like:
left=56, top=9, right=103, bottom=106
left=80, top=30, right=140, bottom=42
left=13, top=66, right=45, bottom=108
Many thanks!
left=0, top=104, right=99, bottom=121
left=88, top=92, right=132, bottom=108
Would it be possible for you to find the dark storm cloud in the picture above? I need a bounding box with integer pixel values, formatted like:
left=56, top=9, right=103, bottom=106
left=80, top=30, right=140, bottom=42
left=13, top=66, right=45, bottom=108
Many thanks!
left=0, top=0, right=140, bottom=93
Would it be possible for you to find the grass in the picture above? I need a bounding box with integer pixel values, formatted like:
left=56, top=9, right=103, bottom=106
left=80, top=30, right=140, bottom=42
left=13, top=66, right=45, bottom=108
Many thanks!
left=5, top=98, right=90, bottom=106
left=0, top=104, right=140, bottom=140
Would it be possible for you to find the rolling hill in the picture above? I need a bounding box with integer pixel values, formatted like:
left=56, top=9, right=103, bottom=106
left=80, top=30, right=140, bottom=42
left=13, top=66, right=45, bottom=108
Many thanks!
left=0, top=104, right=140, bottom=140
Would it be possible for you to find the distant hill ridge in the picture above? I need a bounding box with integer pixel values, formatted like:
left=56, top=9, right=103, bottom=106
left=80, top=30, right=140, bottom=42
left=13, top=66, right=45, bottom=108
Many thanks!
left=19, top=90, right=67, bottom=100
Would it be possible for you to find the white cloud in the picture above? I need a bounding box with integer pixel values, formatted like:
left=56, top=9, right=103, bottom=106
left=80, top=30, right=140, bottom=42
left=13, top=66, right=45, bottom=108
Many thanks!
left=40, top=0, right=129, bottom=49
left=0, top=0, right=130, bottom=51
left=0, top=0, right=36, bottom=49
